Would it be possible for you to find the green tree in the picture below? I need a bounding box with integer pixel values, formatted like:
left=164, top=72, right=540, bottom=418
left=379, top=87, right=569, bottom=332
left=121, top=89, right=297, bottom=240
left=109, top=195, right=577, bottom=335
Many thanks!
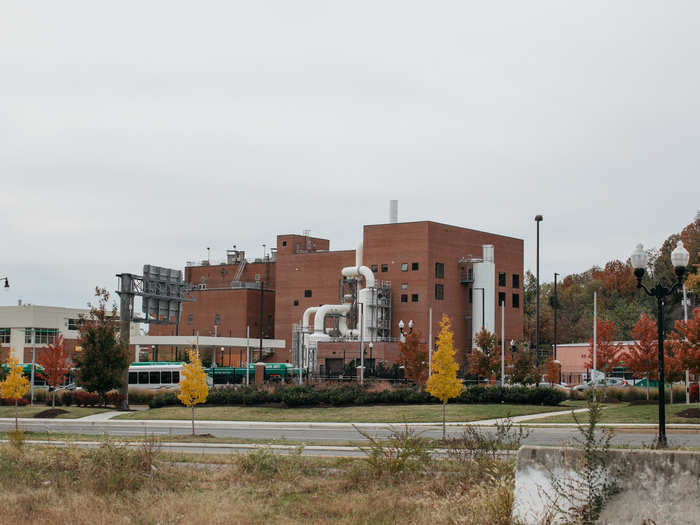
left=426, top=314, right=463, bottom=439
left=178, top=348, right=209, bottom=435
left=74, top=288, right=129, bottom=405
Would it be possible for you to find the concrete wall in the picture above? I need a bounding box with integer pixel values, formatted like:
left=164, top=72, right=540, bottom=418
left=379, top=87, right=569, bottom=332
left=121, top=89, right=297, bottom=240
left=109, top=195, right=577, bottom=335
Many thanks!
left=514, top=445, right=700, bottom=524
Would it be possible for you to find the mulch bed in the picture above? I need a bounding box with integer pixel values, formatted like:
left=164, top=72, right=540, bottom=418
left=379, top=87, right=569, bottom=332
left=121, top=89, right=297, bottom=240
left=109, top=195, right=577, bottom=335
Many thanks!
left=33, top=409, right=69, bottom=419
left=677, top=408, right=700, bottom=419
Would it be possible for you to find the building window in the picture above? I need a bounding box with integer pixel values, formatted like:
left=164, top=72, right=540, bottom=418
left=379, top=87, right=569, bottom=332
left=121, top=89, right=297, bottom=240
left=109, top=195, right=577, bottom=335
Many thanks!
left=67, top=318, right=80, bottom=330
left=512, top=274, right=520, bottom=289
left=435, top=284, right=444, bottom=300
left=411, top=294, right=419, bottom=302
left=498, top=272, right=506, bottom=286
left=498, top=292, right=506, bottom=306
left=411, top=262, right=419, bottom=271
left=401, top=283, right=408, bottom=290
left=187, top=314, right=193, bottom=325
left=33, top=328, right=58, bottom=345
left=371, top=264, right=378, bottom=272
left=293, top=299, right=299, bottom=306
left=304, top=289, right=312, bottom=297
left=401, top=263, right=408, bottom=271
left=512, top=293, right=520, bottom=308
left=282, top=240, right=287, bottom=247
left=469, top=288, right=473, bottom=304
left=25, top=329, right=32, bottom=344
left=400, top=294, right=408, bottom=303
left=381, top=264, right=388, bottom=273
left=435, top=262, right=444, bottom=279
left=0, top=328, right=9, bottom=344
left=214, top=314, right=221, bottom=325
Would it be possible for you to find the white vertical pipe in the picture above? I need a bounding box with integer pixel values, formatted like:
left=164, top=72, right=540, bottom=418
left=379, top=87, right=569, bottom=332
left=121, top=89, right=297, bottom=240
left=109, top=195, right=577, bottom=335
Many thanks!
left=245, top=326, right=250, bottom=386
left=501, top=302, right=505, bottom=387
left=360, top=303, right=364, bottom=385
left=593, top=291, right=597, bottom=379
left=428, top=308, right=433, bottom=378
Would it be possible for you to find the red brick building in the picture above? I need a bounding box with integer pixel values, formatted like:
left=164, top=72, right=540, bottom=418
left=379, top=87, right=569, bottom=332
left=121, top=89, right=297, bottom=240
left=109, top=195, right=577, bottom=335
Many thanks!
left=150, top=221, right=524, bottom=370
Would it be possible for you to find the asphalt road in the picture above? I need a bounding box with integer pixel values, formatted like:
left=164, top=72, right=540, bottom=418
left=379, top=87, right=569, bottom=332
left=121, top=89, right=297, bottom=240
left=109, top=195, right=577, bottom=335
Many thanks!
left=2, top=419, right=699, bottom=448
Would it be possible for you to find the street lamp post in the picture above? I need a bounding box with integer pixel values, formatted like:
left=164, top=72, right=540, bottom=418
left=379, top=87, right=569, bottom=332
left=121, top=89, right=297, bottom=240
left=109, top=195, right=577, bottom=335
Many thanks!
left=631, top=241, right=690, bottom=448
left=535, top=215, right=543, bottom=361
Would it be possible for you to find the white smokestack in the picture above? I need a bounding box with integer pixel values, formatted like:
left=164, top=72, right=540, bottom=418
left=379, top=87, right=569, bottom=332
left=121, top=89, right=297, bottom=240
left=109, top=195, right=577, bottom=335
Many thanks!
left=389, top=200, right=398, bottom=223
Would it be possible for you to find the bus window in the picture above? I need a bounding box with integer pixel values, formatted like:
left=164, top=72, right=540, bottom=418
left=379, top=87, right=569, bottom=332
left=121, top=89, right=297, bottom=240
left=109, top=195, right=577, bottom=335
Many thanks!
left=172, top=371, right=179, bottom=383
left=161, top=371, right=172, bottom=384
left=129, top=372, right=137, bottom=385
left=138, top=371, right=148, bottom=384
left=149, top=371, right=160, bottom=384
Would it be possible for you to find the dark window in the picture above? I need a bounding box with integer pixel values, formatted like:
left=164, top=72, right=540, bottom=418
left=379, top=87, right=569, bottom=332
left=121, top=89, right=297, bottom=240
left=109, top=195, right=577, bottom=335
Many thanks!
left=282, top=240, right=287, bottom=247
left=498, top=272, right=506, bottom=286
left=371, top=264, right=378, bottom=272
left=411, top=294, right=419, bottom=302
left=304, top=289, right=312, bottom=297
left=0, top=328, right=9, bottom=344
left=411, top=262, right=419, bottom=271
left=435, top=284, right=444, bottom=300
left=293, top=299, right=299, bottom=306
left=25, top=328, right=32, bottom=344
left=469, top=288, right=473, bottom=304
left=138, top=371, right=148, bottom=384
left=67, top=318, right=80, bottom=330
left=435, top=262, right=444, bottom=279
left=172, top=371, right=180, bottom=383
left=512, top=274, right=520, bottom=289
left=150, top=371, right=160, bottom=384
left=512, top=293, right=520, bottom=308
left=215, top=314, right=221, bottom=325
left=187, top=314, right=193, bottom=325
left=161, top=371, right=172, bottom=383
left=381, top=264, right=389, bottom=272
left=401, top=294, right=408, bottom=303
left=128, top=372, right=137, bottom=385
left=499, top=292, right=506, bottom=306
left=400, top=263, right=408, bottom=271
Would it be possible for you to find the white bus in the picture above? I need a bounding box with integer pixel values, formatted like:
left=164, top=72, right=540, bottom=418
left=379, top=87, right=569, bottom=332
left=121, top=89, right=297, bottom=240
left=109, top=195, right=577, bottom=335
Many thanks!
left=127, top=361, right=213, bottom=390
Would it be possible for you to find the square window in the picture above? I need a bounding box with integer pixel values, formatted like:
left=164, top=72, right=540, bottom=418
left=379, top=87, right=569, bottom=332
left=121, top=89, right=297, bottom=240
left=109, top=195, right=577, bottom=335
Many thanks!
left=400, top=263, right=408, bottom=272
left=498, top=292, right=506, bottom=306
left=401, top=283, right=408, bottom=290
left=401, top=294, right=408, bottom=303
left=512, top=274, right=520, bottom=289
left=435, top=284, right=444, bottom=300
left=371, top=264, right=378, bottom=272
left=411, top=294, right=419, bottom=302
left=293, top=299, right=299, bottom=306
left=282, top=240, right=287, bottom=247
left=214, top=313, right=221, bottom=325
left=128, top=372, right=137, bottom=385
left=435, top=262, right=444, bottom=279
left=498, top=272, right=506, bottom=286
left=512, top=293, right=520, bottom=308
left=411, top=262, right=419, bottom=271
left=0, top=328, right=9, bottom=344
left=187, top=314, right=193, bottom=325
left=304, top=289, right=312, bottom=297
left=469, top=288, right=473, bottom=304
left=381, top=264, right=388, bottom=272
left=67, top=318, right=80, bottom=330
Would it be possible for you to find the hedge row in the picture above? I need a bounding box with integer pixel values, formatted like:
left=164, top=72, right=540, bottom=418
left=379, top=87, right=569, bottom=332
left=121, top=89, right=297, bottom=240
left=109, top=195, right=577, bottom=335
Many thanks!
left=149, top=384, right=566, bottom=409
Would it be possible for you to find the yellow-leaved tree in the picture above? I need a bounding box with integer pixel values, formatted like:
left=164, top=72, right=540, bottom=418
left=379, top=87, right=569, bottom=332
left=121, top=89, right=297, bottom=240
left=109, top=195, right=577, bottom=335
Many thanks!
left=177, top=349, right=209, bottom=435
left=426, top=314, right=463, bottom=439
left=1, top=357, right=31, bottom=431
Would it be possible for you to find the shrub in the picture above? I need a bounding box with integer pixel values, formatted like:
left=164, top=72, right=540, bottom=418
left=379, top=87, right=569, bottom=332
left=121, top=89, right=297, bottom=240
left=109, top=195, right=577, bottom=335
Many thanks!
left=74, top=391, right=100, bottom=407
left=106, top=391, right=125, bottom=408
left=149, top=391, right=179, bottom=408
left=690, top=384, right=699, bottom=403
left=60, top=390, right=74, bottom=407
left=0, top=397, right=29, bottom=406
left=127, top=389, right=158, bottom=405
left=355, top=424, right=430, bottom=476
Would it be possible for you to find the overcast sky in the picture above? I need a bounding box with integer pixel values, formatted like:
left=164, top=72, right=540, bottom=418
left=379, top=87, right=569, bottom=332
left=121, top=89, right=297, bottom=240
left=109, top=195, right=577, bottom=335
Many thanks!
left=1, top=1, right=698, bottom=309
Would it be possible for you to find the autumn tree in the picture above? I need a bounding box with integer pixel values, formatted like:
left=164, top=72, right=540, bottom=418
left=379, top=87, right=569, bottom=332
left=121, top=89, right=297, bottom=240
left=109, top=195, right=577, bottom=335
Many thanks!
left=426, top=314, right=463, bottom=439
left=398, top=329, right=429, bottom=387
left=178, top=348, right=209, bottom=435
left=37, top=334, right=73, bottom=408
left=510, top=348, right=540, bottom=386
left=468, top=328, right=499, bottom=381
left=671, top=307, right=700, bottom=374
left=583, top=318, right=623, bottom=376
left=75, top=288, right=129, bottom=405
left=543, top=358, right=561, bottom=385
left=1, top=357, right=30, bottom=431
left=622, top=314, right=658, bottom=400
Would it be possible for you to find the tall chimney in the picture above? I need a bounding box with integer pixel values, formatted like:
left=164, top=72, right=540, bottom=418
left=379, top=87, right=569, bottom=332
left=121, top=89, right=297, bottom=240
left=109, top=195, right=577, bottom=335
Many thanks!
left=389, top=200, right=398, bottom=224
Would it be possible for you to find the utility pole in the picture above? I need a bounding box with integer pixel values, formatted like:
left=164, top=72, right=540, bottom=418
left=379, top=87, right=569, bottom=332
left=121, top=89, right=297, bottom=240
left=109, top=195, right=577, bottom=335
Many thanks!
left=428, top=307, right=433, bottom=378
left=535, top=215, right=543, bottom=361
left=259, top=279, right=264, bottom=362
left=118, top=273, right=133, bottom=410
left=553, top=273, right=559, bottom=361
left=246, top=325, right=250, bottom=386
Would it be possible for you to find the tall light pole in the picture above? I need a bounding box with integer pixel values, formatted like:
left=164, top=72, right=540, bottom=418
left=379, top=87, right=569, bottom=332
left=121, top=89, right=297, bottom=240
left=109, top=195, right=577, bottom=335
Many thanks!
left=631, top=241, right=689, bottom=448
left=553, top=272, right=559, bottom=361
left=534, top=215, right=543, bottom=361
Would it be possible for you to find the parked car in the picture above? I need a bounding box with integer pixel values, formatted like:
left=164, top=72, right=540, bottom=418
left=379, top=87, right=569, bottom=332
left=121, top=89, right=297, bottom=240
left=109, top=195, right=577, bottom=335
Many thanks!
left=573, top=377, right=627, bottom=391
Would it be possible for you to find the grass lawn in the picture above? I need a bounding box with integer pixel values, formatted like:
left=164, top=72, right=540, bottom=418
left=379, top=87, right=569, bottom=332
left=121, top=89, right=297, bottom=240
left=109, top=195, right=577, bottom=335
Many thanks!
left=0, top=406, right=111, bottom=419
left=115, top=403, right=572, bottom=423
left=529, top=402, right=700, bottom=424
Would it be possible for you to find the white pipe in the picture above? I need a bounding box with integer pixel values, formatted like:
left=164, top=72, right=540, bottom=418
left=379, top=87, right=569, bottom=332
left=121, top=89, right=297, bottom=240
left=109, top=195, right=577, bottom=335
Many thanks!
left=341, top=265, right=376, bottom=289
left=313, top=303, right=352, bottom=333
left=302, top=306, right=319, bottom=331
left=356, top=241, right=363, bottom=268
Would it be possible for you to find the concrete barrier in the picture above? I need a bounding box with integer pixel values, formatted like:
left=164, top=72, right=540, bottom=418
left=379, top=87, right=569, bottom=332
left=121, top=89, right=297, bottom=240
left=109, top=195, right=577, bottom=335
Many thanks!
left=514, top=445, right=700, bottom=524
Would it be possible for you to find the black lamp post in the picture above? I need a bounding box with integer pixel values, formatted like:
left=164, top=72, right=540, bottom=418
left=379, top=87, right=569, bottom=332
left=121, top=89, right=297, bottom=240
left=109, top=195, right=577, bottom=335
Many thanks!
left=631, top=241, right=690, bottom=448
left=534, top=215, right=543, bottom=361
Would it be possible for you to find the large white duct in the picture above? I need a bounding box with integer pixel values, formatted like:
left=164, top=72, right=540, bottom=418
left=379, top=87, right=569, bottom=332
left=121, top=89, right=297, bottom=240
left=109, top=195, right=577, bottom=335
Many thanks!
left=471, top=244, right=496, bottom=346
left=313, top=303, right=352, bottom=333
left=302, top=306, right=319, bottom=331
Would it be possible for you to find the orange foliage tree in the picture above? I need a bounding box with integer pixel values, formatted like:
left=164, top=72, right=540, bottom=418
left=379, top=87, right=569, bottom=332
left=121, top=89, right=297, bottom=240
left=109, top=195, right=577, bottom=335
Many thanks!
left=37, top=334, right=73, bottom=408
left=670, top=307, right=700, bottom=374
left=582, top=318, right=623, bottom=375
left=622, top=314, right=657, bottom=399
left=468, top=328, right=499, bottom=381
left=398, top=330, right=429, bottom=388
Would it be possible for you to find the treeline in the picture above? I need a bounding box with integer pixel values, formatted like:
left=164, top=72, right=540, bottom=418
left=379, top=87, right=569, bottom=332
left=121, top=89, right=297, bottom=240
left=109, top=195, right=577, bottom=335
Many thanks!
left=523, top=214, right=699, bottom=346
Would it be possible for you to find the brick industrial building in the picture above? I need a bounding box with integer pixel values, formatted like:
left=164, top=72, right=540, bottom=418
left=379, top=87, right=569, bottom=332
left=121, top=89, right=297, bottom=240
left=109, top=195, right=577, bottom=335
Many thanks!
left=150, top=218, right=524, bottom=373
